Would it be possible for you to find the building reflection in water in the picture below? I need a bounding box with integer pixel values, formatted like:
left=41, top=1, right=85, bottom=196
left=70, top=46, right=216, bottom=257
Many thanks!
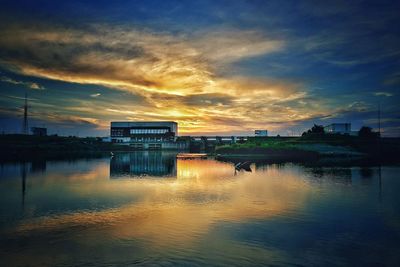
left=110, top=151, right=177, bottom=178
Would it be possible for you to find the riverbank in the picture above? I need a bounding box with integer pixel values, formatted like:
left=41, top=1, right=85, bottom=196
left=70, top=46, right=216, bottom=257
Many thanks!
left=2, top=134, right=399, bottom=163
left=0, top=134, right=117, bottom=161
left=215, top=135, right=400, bottom=163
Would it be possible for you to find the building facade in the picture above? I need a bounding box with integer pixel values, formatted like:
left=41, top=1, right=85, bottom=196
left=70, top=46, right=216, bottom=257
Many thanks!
left=110, top=121, right=185, bottom=149
left=30, top=127, right=47, bottom=136
left=324, top=123, right=351, bottom=134
left=255, top=130, right=268, bottom=137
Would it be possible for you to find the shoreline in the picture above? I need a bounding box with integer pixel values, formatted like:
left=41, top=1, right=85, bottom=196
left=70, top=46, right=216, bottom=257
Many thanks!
left=1, top=134, right=399, bottom=164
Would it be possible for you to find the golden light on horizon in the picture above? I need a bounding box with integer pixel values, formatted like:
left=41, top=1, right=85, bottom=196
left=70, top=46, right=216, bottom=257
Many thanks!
left=0, top=23, right=333, bottom=135
left=12, top=160, right=311, bottom=248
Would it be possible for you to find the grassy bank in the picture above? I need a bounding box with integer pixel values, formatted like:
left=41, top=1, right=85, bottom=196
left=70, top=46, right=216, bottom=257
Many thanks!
left=0, top=134, right=119, bottom=161
left=216, top=135, right=400, bottom=162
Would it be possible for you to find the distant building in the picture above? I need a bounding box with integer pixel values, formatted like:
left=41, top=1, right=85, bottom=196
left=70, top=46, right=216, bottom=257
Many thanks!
left=255, top=130, right=268, bottom=137
left=324, top=123, right=351, bottom=135
left=30, top=127, right=47, bottom=136
left=110, top=121, right=185, bottom=149
left=102, top=137, right=111, bottom=142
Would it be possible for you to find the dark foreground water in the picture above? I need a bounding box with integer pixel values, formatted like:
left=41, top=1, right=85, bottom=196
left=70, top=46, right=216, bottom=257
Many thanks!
left=0, top=152, right=399, bottom=266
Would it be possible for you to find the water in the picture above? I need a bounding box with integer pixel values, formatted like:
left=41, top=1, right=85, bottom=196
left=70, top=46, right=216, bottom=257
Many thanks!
left=1, top=151, right=399, bottom=266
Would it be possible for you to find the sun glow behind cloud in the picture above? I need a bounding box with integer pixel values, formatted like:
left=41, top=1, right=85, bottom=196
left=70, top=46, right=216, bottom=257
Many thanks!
left=0, top=1, right=399, bottom=136
left=0, top=22, right=333, bottom=134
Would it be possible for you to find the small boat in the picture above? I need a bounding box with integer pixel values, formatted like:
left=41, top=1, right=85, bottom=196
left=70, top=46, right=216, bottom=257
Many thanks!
left=176, top=153, right=207, bottom=159
left=235, top=161, right=252, bottom=172
left=110, top=152, right=114, bottom=157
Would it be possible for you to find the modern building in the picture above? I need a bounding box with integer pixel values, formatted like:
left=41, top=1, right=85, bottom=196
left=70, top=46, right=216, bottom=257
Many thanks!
left=30, top=127, right=47, bottom=136
left=255, top=130, right=268, bottom=137
left=110, top=121, right=185, bottom=149
left=324, top=123, right=351, bottom=135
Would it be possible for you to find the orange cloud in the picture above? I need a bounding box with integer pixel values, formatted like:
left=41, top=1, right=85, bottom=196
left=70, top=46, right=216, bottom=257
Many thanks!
left=0, top=23, right=331, bottom=134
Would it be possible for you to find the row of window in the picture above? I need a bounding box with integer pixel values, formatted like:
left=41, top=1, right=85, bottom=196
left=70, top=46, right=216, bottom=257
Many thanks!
left=111, top=129, right=124, bottom=137
left=131, top=137, right=172, bottom=142
left=112, top=137, right=172, bottom=142
left=130, top=128, right=169, bottom=134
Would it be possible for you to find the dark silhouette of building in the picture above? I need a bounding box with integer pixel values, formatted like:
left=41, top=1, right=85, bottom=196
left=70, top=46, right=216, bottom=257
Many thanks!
left=31, top=127, right=47, bottom=136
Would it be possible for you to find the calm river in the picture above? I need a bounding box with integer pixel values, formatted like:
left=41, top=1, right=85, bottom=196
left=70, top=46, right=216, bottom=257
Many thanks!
left=1, top=152, right=399, bottom=266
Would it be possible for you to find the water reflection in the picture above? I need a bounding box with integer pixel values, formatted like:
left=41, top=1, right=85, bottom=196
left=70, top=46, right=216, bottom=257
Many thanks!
left=30, top=160, right=46, bottom=173
left=20, top=163, right=26, bottom=209
left=359, top=167, right=374, bottom=179
left=305, top=166, right=353, bottom=184
left=12, top=158, right=311, bottom=251
left=110, top=151, right=177, bottom=178
left=0, top=153, right=398, bottom=266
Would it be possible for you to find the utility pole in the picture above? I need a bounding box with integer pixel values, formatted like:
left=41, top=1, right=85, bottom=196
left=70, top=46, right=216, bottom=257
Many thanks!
left=378, top=102, right=381, bottom=137
left=22, top=92, right=28, bottom=134
left=378, top=102, right=382, bottom=162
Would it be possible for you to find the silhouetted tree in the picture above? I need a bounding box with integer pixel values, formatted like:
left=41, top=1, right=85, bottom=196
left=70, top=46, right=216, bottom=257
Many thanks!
left=358, top=126, right=379, bottom=138
left=302, top=124, right=325, bottom=136
left=310, top=124, right=324, bottom=134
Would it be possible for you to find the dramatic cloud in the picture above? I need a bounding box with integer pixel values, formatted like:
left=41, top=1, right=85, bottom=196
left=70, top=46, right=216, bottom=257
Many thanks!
left=0, top=0, right=399, bottom=137
left=0, top=24, right=284, bottom=95
left=0, top=22, right=328, bottom=134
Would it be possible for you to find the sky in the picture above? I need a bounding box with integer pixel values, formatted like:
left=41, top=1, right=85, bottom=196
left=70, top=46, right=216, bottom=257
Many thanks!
left=0, top=0, right=399, bottom=137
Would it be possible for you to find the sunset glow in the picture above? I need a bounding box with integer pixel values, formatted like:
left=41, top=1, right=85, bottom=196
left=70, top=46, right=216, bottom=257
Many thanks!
left=0, top=1, right=399, bottom=136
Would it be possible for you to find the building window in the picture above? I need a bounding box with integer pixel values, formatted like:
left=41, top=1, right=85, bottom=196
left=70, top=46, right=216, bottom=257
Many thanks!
left=129, top=128, right=170, bottom=135
left=111, top=129, right=124, bottom=137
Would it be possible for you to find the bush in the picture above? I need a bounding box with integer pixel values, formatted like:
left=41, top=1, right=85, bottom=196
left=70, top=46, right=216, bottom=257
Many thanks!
left=302, top=124, right=325, bottom=136
left=358, top=126, right=379, bottom=138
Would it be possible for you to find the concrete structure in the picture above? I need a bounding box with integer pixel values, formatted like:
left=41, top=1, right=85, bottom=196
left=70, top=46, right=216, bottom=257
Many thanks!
left=102, top=137, right=111, bottom=142
left=324, top=123, right=351, bottom=135
left=110, top=121, right=184, bottom=149
left=107, top=121, right=256, bottom=151
left=30, top=127, right=47, bottom=136
left=255, top=130, right=268, bottom=137
left=183, top=136, right=249, bottom=152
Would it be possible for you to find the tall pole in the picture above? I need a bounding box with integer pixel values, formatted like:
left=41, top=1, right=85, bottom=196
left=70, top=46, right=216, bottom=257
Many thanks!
left=22, top=92, right=28, bottom=134
left=378, top=102, right=382, bottom=160
left=377, top=102, right=381, bottom=137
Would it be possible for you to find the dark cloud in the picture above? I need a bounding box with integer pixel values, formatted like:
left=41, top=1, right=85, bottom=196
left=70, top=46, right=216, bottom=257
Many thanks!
left=0, top=25, right=158, bottom=88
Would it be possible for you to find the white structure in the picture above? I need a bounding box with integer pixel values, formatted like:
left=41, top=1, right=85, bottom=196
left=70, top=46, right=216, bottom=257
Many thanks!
left=110, top=121, right=181, bottom=149
left=255, top=130, right=268, bottom=137
left=324, top=123, right=351, bottom=135
left=102, top=137, right=111, bottom=142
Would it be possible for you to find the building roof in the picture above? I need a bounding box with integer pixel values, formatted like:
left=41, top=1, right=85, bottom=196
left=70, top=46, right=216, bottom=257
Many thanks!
left=111, top=121, right=177, bottom=127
